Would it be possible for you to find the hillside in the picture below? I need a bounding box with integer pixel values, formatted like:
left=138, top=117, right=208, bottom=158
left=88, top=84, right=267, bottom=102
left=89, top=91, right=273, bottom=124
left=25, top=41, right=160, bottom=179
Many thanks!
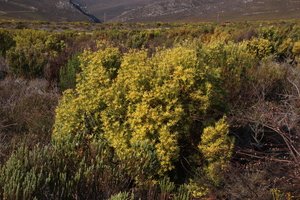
left=114, top=0, right=300, bottom=22
left=0, top=0, right=300, bottom=22
left=86, top=0, right=157, bottom=21
left=0, top=0, right=152, bottom=22
left=0, top=0, right=84, bottom=21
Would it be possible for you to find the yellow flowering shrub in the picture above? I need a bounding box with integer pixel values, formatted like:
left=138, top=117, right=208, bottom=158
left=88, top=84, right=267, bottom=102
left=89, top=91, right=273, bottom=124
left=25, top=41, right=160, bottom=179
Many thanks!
left=246, top=38, right=274, bottom=60
left=277, top=38, right=293, bottom=58
left=53, top=44, right=229, bottom=184
left=292, top=41, right=300, bottom=55
left=198, top=117, right=234, bottom=185
left=184, top=117, right=233, bottom=198
left=53, top=48, right=121, bottom=139
left=293, top=41, right=300, bottom=63
left=6, top=29, right=65, bottom=78
left=197, top=41, right=256, bottom=100
left=100, top=46, right=215, bottom=177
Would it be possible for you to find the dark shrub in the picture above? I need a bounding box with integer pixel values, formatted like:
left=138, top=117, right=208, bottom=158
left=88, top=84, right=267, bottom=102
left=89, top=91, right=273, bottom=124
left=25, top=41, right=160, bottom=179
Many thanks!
left=59, top=55, right=81, bottom=91
left=0, top=29, right=15, bottom=57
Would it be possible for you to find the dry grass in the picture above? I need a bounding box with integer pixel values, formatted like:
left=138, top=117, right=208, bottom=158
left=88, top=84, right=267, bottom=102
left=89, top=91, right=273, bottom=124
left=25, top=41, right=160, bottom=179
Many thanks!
left=0, top=77, right=58, bottom=163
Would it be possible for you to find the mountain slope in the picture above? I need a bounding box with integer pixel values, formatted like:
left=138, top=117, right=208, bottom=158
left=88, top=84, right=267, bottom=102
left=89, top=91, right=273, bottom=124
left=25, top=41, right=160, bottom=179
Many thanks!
left=114, top=0, right=300, bottom=22
left=0, top=0, right=84, bottom=21
left=0, top=0, right=155, bottom=22
left=85, top=0, right=159, bottom=21
left=0, top=0, right=300, bottom=22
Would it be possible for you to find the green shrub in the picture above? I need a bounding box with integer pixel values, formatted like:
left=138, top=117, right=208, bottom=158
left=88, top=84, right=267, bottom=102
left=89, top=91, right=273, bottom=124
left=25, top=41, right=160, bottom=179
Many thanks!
left=59, top=55, right=81, bottom=91
left=127, top=31, right=149, bottom=48
left=196, top=41, right=257, bottom=102
left=0, top=135, right=131, bottom=199
left=258, top=26, right=280, bottom=42
left=159, top=177, right=175, bottom=199
left=0, top=29, right=15, bottom=57
left=173, top=185, right=190, bottom=200
left=0, top=145, right=53, bottom=200
left=109, top=192, right=133, bottom=200
left=6, top=30, right=65, bottom=78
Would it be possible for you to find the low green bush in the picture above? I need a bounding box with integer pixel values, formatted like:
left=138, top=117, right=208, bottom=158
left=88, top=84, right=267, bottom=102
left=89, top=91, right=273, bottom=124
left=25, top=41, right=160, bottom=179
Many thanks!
left=127, top=31, right=149, bottom=48
left=196, top=40, right=257, bottom=103
left=0, top=135, right=130, bottom=199
left=109, top=192, right=133, bottom=200
left=6, top=30, right=65, bottom=78
left=59, top=55, right=81, bottom=91
left=0, top=29, right=15, bottom=57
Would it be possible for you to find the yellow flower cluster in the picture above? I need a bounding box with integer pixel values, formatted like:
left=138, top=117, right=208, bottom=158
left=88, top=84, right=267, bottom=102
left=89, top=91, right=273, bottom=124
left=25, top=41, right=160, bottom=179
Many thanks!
left=186, top=179, right=209, bottom=198
left=292, top=41, right=300, bottom=55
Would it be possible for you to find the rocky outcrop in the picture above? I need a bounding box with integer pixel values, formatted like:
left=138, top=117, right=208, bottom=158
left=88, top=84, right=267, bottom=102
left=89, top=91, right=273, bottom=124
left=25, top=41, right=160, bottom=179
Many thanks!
left=69, top=0, right=101, bottom=23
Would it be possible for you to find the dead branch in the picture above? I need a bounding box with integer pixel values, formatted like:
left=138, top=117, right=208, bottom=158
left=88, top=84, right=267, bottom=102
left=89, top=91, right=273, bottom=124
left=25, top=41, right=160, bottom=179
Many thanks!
left=236, top=150, right=293, bottom=163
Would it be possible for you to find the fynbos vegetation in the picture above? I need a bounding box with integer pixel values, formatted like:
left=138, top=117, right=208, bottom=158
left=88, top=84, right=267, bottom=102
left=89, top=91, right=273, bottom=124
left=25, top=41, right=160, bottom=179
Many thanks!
left=0, top=20, right=300, bottom=199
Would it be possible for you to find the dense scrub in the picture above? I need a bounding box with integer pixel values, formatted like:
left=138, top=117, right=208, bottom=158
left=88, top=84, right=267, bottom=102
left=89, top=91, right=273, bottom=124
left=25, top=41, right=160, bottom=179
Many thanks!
left=0, top=21, right=300, bottom=199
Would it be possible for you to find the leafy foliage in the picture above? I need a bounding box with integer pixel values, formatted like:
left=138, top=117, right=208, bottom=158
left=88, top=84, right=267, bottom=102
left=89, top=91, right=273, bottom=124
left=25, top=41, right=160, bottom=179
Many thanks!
left=6, top=30, right=65, bottom=78
left=59, top=55, right=81, bottom=91
left=0, top=29, right=15, bottom=57
left=109, top=192, right=133, bottom=200
left=0, top=136, right=130, bottom=200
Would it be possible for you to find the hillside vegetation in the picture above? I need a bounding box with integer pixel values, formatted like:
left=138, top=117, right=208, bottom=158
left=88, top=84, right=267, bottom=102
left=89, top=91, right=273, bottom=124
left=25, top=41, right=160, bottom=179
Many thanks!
left=0, top=20, right=300, bottom=199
